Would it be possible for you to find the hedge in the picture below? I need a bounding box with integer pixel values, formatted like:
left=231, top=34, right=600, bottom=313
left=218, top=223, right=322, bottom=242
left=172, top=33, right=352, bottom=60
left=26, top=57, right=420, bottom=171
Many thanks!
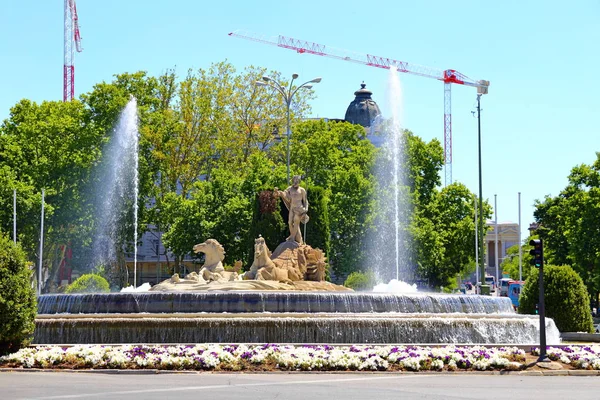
left=518, top=265, right=594, bottom=333
left=0, top=232, right=37, bottom=355
left=65, top=273, right=110, bottom=294
left=344, top=271, right=376, bottom=291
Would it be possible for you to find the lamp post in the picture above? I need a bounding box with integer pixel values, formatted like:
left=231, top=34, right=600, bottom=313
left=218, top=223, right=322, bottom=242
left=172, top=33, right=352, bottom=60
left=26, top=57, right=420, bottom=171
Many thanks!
left=476, top=93, right=489, bottom=295
left=256, top=74, right=321, bottom=184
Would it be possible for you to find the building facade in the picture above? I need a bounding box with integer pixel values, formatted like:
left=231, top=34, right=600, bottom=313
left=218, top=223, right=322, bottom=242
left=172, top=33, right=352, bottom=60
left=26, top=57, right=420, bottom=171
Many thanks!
left=484, top=220, right=520, bottom=281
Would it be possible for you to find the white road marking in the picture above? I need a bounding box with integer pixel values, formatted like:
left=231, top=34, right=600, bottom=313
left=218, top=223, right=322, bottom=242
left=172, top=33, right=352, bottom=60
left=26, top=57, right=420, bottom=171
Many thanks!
left=23, top=374, right=433, bottom=399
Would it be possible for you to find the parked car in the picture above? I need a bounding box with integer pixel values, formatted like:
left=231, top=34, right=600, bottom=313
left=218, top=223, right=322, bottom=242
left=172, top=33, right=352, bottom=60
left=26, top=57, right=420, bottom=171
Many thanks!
left=499, top=278, right=512, bottom=297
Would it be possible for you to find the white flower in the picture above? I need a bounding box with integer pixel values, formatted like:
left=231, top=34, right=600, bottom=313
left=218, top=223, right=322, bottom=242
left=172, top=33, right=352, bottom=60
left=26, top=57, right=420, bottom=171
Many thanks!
left=401, top=358, right=420, bottom=371
left=473, top=360, right=490, bottom=370
left=447, top=359, right=457, bottom=371
left=431, top=359, right=444, bottom=370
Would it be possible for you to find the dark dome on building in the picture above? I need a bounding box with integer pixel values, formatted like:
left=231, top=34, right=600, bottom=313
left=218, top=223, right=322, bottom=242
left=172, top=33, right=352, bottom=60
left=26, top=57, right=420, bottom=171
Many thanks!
left=344, top=83, right=381, bottom=128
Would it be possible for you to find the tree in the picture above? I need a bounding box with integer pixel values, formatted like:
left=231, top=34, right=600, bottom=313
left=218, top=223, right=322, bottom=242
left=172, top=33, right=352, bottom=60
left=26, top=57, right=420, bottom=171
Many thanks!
left=431, top=183, right=485, bottom=283
left=144, top=63, right=313, bottom=267
left=410, top=183, right=490, bottom=288
left=533, top=152, right=600, bottom=307
left=288, top=120, right=378, bottom=277
left=230, top=66, right=314, bottom=162
left=0, top=232, right=36, bottom=355
left=161, top=153, right=287, bottom=268
left=362, top=128, right=488, bottom=288
left=0, top=99, right=106, bottom=286
left=518, top=265, right=594, bottom=333
left=500, top=240, right=535, bottom=281
left=82, top=70, right=176, bottom=277
left=0, top=166, right=43, bottom=253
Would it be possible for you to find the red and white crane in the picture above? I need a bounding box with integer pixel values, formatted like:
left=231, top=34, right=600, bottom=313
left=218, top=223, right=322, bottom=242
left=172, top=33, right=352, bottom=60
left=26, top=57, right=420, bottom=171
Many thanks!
left=228, top=31, right=489, bottom=186
left=64, top=0, right=83, bottom=102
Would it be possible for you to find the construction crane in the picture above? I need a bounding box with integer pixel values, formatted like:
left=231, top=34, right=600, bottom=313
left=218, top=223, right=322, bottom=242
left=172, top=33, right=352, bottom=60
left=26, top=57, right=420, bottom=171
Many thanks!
left=228, top=31, right=489, bottom=186
left=64, top=0, right=83, bottom=102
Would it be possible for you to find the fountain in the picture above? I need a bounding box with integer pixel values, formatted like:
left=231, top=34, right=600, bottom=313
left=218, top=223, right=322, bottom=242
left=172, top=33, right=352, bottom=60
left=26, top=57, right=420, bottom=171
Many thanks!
left=91, top=96, right=139, bottom=287
left=35, top=290, right=560, bottom=344
left=366, top=68, right=412, bottom=283
left=34, top=181, right=560, bottom=346
left=32, top=93, right=561, bottom=346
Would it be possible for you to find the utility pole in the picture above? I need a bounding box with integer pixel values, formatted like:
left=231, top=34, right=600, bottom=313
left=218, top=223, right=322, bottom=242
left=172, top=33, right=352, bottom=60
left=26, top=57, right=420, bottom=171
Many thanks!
left=13, top=189, right=17, bottom=243
left=474, top=195, right=479, bottom=291
left=494, top=194, right=499, bottom=284
left=518, top=192, right=522, bottom=281
left=38, top=189, right=45, bottom=296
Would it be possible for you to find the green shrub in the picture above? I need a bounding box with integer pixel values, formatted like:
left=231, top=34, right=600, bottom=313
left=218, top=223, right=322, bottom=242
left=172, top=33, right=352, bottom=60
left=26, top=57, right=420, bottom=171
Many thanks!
left=65, top=273, right=110, bottom=294
left=519, top=265, right=594, bottom=333
left=0, top=232, right=37, bottom=355
left=344, top=271, right=376, bottom=291
left=305, top=185, right=331, bottom=259
left=247, top=189, right=288, bottom=268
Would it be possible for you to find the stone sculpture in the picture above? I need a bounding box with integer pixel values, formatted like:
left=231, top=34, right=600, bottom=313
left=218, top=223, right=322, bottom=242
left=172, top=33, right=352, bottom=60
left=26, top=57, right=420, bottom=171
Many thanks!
left=274, top=175, right=309, bottom=244
left=244, top=236, right=326, bottom=283
left=150, top=178, right=340, bottom=291
left=158, top=239, right=240, bottom=287
left=192, top=238, right=240, bottom=282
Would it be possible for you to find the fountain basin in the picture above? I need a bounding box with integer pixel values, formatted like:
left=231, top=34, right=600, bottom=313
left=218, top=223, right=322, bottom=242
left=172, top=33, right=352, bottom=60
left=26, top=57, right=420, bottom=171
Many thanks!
left=34, top=291, right=560, bottom=345
left=33, top=312, right=559, bottom=345
left=37, top=291, right=516, bottom=315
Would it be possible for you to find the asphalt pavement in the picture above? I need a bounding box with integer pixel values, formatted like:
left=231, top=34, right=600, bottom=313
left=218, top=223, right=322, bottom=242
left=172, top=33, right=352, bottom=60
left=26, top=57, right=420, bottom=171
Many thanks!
left=1, top=371, right=599, bottom=400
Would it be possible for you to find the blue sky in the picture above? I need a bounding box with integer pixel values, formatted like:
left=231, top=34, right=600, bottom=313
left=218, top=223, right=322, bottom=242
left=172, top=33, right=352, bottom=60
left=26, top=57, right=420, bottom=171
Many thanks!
left=1, top=0, right=599, bottom=241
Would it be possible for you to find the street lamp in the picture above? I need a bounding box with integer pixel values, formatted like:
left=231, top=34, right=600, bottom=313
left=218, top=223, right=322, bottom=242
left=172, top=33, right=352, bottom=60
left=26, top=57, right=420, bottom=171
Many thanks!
left=256, top=74, right=322, bottom=184
left=476, top=93, right=489, bottom=295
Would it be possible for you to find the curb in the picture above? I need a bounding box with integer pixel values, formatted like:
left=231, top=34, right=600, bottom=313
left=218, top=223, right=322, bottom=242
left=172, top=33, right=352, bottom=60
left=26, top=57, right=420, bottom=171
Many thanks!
left=1, top=368, right=599, bottom=376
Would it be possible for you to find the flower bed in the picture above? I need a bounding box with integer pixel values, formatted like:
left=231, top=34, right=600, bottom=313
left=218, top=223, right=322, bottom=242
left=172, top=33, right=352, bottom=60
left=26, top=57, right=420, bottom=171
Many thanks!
left=1, top=344, right=599, bottom=372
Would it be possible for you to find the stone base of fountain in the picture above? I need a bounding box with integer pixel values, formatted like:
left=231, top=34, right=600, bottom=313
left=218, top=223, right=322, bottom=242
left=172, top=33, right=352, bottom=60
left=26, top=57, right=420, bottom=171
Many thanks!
left=34, top=291, right=561, bottom=345
left=34, top=313, right=549, bottom=345
left=149, top=279, right=352, bottom=292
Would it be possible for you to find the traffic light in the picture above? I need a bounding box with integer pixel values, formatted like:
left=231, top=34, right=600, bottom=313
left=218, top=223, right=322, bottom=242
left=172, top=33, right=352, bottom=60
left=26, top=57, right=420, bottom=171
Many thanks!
left=529, top=239, right=543, bottom=268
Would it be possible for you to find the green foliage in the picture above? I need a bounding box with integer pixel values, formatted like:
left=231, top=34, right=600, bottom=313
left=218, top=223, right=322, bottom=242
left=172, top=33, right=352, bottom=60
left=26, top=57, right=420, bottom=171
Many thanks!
left=533, top=153, right=600, bottom=301
left=518, top=265, right=594, bottom=333
left=304, top=185, right=330, bottom=258
left=0, top=167, right=42, bottom=254
left=0, top=60, right=499, bottom=292
left=500, top=240, right=536, bottom=280
left=162, top=154, right=288, bottom=267
left=0, top=99, right=102, bottom=260
left=0, top=232, right=36, bottom=355
left=343, top=271, right=376, bottom=291
left=290, top=120, right=377, bottom=276
left=410, top=183, right=491, bottom=288
left=247, top=189, right=287, bottom=268
left=65, top=273, right=110, bottom=294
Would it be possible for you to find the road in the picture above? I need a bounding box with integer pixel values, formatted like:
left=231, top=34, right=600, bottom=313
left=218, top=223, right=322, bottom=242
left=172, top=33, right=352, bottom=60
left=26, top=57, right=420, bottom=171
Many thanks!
left=1, top=371, right=598, bottom=400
